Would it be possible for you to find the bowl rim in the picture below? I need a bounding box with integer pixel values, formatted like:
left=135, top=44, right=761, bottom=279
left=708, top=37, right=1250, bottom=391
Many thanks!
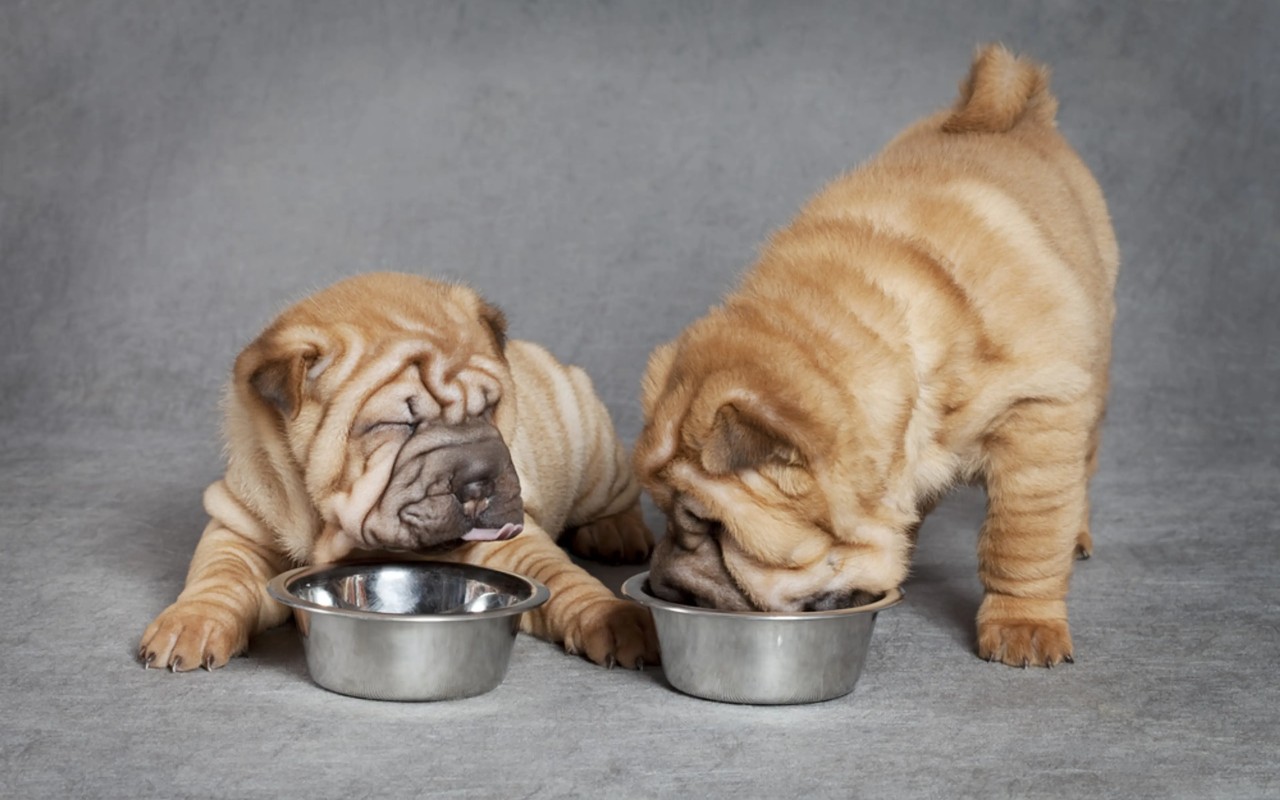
left=621, top=571, right=903, bottom=620
left=266, top=559, right=551, bottom=622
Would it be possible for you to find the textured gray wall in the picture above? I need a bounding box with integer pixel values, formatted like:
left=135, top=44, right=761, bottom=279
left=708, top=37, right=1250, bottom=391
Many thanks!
left=4, top=1, right=1276, bottom=447
left=2, top=2, right=1277, bottom=798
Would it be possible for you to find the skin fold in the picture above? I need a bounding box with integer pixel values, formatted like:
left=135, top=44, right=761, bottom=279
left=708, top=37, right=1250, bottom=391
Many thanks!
left=633, top=45, right=1118, bottom=668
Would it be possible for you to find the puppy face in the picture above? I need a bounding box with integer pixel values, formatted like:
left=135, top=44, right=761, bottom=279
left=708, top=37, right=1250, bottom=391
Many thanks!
left=232, top=272, right=525, bottom=562
left=633, top=334, right=914, bottom=612
left=336, top=374, right=524, bottom=552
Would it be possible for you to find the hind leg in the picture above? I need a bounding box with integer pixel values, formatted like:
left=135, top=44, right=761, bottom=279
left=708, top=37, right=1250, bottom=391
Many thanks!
left=567, top=502, right=653, bottom=565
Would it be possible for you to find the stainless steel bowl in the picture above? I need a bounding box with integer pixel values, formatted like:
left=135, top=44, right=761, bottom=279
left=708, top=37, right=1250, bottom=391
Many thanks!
left=267, top=561, right=549, bottom=701
left=622, top=571, right=902, bottom=705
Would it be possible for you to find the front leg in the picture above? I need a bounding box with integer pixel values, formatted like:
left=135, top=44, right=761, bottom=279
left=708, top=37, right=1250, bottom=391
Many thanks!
left=977, top=399, right=1094, bottom=667
left=139, top=483, right=290, bottom=671
left=456, top=518, right=659, bottom=668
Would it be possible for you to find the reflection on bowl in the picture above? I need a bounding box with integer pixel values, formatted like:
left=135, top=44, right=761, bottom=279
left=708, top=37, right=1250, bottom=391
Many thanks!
left=268, top=561, right=549, bottom=701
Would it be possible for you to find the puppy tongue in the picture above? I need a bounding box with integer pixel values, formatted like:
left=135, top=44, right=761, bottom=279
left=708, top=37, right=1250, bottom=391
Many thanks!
left=462, top=523, right=523, bottom=542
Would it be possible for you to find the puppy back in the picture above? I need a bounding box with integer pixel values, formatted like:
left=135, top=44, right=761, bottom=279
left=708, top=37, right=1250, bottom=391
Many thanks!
left=942, top=43, right=1058, bottom=134
left=503, top=340, right=638, bottom=532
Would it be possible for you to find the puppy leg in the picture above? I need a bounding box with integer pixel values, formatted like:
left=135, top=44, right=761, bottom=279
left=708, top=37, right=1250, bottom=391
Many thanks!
left=458, top=520, right=659, bottom=668
left=566, top=501, right=654, bottom=565
left=976, top=399, right=1094, bottom=667
left=139, top=485, right=289, bottom=671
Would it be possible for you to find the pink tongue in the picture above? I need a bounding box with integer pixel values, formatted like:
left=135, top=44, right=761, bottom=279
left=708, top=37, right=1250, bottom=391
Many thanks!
left=462, top=523, right=523, bottom=542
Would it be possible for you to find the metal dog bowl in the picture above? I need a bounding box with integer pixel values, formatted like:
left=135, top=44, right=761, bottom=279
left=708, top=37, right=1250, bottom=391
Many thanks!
left=267, top=561, right=549, bottom=701
left=622, top=571, right=902, bottom=705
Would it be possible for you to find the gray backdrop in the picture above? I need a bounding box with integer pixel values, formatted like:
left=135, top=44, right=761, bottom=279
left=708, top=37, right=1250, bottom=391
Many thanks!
left=2, top=2, right=1277, bottom=798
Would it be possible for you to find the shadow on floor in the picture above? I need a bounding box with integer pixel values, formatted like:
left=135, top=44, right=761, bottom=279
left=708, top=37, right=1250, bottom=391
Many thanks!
left=247, top=622, right=310, bottom=681
left=902, top=562, right=982, bottom=651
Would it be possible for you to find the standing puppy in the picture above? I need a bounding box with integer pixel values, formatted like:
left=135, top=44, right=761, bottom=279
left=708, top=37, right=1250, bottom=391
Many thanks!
left=140, top=272, right=658, bottom=671
left=634, top=45, right=1118, bottom=667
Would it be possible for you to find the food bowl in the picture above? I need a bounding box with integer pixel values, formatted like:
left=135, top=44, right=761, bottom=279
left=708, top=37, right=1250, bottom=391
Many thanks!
left=267, top=561, right=549, bottom=701
left=622, top=572, right=902, bottom=705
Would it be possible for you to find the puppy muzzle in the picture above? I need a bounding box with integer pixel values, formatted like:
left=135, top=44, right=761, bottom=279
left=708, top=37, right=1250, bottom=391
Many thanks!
left=367, top=419, right=525, bottom=550
left=647, top=533, right=757, bottom=611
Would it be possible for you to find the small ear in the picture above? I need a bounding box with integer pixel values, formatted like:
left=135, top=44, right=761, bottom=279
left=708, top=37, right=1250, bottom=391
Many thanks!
left=238, top=342, right=319, bottom=420
left=702, top=403, right=803, bottom=475
left=479, top=301, right=508, bottom=353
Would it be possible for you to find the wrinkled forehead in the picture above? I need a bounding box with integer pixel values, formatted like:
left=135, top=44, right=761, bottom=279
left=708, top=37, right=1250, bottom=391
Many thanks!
left=316, top=332, right=504, bottom=423
left=286, top=321, right=504, bottom=432
left=296, top=329, right=508, bottom=491
left=356, top=359, right=502, bottom=424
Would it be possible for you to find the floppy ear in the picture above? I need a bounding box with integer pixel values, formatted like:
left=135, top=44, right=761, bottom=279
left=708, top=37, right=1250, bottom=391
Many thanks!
left=478, top=300, right=508, bottom=353
left=702, top=402, right=804, bottom=475
left=235, top=340, right=320, bottom=420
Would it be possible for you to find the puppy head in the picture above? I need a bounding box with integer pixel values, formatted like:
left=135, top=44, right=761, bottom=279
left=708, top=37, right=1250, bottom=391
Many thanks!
left=232, top=272, right=523, bottom=560
left=633, top=327, right=915, bottom=612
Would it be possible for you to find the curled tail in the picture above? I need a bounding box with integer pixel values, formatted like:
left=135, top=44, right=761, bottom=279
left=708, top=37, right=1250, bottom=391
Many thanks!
left=942, top=44, right=1057, bottom=134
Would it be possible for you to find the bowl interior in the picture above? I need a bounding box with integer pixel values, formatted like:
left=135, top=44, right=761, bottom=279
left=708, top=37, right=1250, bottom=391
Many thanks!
left=284, top=562, right=537, bottom=616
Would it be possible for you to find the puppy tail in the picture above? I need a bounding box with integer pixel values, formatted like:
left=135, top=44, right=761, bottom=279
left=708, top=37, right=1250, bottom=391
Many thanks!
left=942, top=43, right=1058, bottom=134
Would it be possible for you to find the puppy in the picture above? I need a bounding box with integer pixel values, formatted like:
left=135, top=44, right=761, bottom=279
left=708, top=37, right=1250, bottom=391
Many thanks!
left=140, top=272, right=658, bottom=671
left=633, top=45, right=1118, bottom=667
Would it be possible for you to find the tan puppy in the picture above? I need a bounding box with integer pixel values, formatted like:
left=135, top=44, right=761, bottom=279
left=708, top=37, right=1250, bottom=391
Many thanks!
left=634, top=45, right=1118, bottom=667
left=140, top=272, right=658, bottom=671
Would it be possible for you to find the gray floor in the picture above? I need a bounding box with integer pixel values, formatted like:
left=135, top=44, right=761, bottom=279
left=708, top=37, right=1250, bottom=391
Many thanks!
left=2, top=2, right=1277, bottom=798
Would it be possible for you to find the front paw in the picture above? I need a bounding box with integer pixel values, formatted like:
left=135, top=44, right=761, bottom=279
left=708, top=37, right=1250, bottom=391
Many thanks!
left=138, top=601, right=249, bottom=672
left=976, top=616, right=1074, bottom=668
left=564, top=599, right=660, bottom=669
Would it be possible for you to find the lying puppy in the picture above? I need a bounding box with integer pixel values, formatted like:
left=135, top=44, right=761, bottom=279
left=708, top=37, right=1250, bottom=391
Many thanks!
left=634, top=45, right=1118, bottom=667
left=140, top=272, right=658, bottom=671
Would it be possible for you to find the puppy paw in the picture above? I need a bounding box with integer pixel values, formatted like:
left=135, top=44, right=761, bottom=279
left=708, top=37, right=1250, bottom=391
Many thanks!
left=977, top=616, right=1074, bottom=668
left=138, top=601, right=249, bottom=672
left=567, top=504, right=654, bottom=565
left=564, top=599, right=660, bottom=669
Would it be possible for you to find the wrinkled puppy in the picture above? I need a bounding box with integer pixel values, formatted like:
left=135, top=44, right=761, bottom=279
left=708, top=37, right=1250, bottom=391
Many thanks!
left=140, top=272, right=658, bottom=671
left=634, top=45, right=1118, bottom=667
